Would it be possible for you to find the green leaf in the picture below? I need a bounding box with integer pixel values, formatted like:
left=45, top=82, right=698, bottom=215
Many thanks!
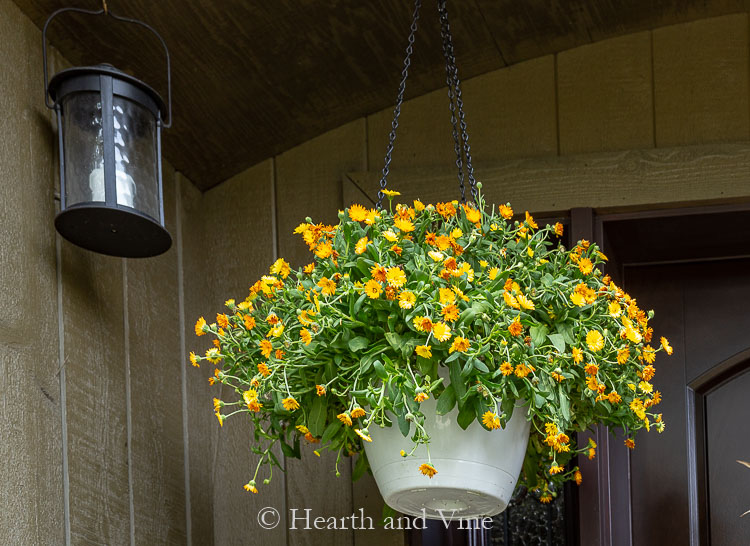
left=280, top=440, right=298, bottom=459
left=436, top=385, right=456, bottom=415
left=353, top=292, right=367, bottom=315
left=472, top=358, right=489, bottom=373
left=321, top=421, right=342, bottom=444
left=449, top=361, right=466, bottom=401
left=559, top=386, right=570, bottom=422
left=397, top=410, right=411, bottom=437
left=373, top=360, right=389, bottom=380
left=348, top=336, right=369, bottom=352
left=523, top=450, right=538, bottom=489
left=352, top=453, right=368, bottom=481
left=457, top=404, right=475, bottom=430
left=529, top=324, right=549, bottom=347
left=547, top=333, right=566, bottom=354
left=308, top=395, right=327, bottom=437
left=444, top=351, right=461, bottom=363
left=533, top=393, right=546, bottom=408
left=385, top=332, right=404, bottom=351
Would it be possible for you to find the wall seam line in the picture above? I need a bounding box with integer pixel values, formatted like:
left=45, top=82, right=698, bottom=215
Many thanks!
left=123, top=259, right=136, bottom=546
left=554, top=53, right=561, bottom=157
left=176, top=175, right=193, bottom=545
left=55, top=233, right=71, bottom=546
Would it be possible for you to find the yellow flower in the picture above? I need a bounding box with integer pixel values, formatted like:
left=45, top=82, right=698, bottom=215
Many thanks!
left=419, top=463, right=438, bottom=478
left=527, top=246, right=534, bottom=258
left=189, top=351, right=199, bottom=368
left=550, top=371, right=565, bottom=382
left=337, top=412, right=353, bottom=426
left=382, top=230, right=399, bottom=242
left=260, top=339, right=273, bottom=358
left=517, top=294, right=535, bottom=310
left=282, top=397, right=300, bottom=411
left=398, top=291, right=416, bottom=309
left=215, top=412, right=224, bottom=427
left=348, top=203, right=368, bottom=222
left=586, top=330, right=604, bottom=352
left=300, top=328, right=312, bottom=345
left=499, top=204, right=513, bottom=220
left=571, top=347, right=583, bottom=364
left=464, top=206, right=481, bottom=224
left=660, top=336, right=673, bottom=355
left=550, top=464, right=564, bottom=475
left=394, top=217, right=415, bottom=233
left=626, top=327, right=642, bottom=344
left=482, top=411, right=501, bottom=430
left=317, top=277, right=336, bottom=296
left=354, top=237, right=369, bottom=255
left=413, top=199, right=425, bottom=211
left=244, top=481, right=258, bottom=493
left=267, top=324, right=285, bottom=338
left=314, top=242, right=333, bottom=259
left=414, top=392, right=429, bottom=403
left=488, top=267, right=499, bottom=280
left=351, top=407, right=366, bottom=419
left=449, top=336, right=470, bottom=353
left=382, top=189, right=401, bottom=197
left=303, top=263, right=315, bottom=275
left=364, top=279, right=382, bottom=299
left=579, top=258, right=593, bottom=275
left=554, top=222, right=564, bottom=236
left=355, top=429, right=373, bottom=442
left=450, top=228, right=463, bottom=240
left=195, top=317, right=207, bottom=336
left=441, top=304, right=460, bottom=322
left=504, top=291, right=520, bottom=309
left=515, top=363, right=534, bottom=378
left=416, top=345, right=432, bottom=358
left=642, top=345, right=656, bottom=363
left=413, top=316, right=433, bottom=332
left=639, top=381, right=653, bottom=393
left=438, top=287, right=456, bottom=305
left=500, top=362, right=513, bottom=376
left=525, top=211, right=538, bottom=229
left=432, top=322, right=451, bottom=342
left=270, top=258, right=291, bottom=279
left=386, top=267, right=406, bottom=288
left=205, top=348, right=222, bottom=364
left=608, top=301, right=622, bottom=317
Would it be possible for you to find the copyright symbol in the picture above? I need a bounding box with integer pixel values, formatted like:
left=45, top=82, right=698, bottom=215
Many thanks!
left=257, top=506, right=281, bottom=530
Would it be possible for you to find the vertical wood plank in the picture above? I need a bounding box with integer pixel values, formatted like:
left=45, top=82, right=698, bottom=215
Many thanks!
left=127, top=163, right=187, bottom=544
left=0, top=0, right=64, bottom=543
left=182, top=160, right=288, bottom=545
left=62, top=246, right=129, bottom=544
left=558, top=32, right=654, bottom=154
left=275, top=119, right=367, bottom=546
left=653, top=14, right=750, bottom=146
left=276, top=120, right=366, bottom=268
left=179, top=174, right=216, bottom=545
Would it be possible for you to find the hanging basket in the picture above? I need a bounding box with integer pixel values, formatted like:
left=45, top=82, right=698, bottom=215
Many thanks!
left=364, top=368, right=530, bottom=519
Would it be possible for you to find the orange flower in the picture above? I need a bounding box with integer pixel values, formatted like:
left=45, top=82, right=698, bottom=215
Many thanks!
left=441, top=304, right=460, bottom=322
left=508, top=317, right=523, bottom=337
left=260, top=340, right=273, bottom=358
left=258, top=362, right=271, bottom=376
left=624, top=438, right=635, bottom=449
left=449, top=336, right=470, bottom=354
left=300, top=328, right=312, bottom=345
left=419, top=463, right=438, bottom=478
left=413, top=316, right=433, bottom=332
left=243, top=314, right=256, bottom=330
left=499, top=204, right=513, bottom=220
left=316, top=384, right=326, bottom=396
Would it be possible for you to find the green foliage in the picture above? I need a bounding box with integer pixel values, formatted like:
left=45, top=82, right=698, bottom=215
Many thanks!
left=194, top=190, right=670, bottom=494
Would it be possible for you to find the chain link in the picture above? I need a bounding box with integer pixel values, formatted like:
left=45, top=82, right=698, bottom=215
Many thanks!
left=377, top=0, right=422, bottom=209
left=438, top=0, right=478, bottom=203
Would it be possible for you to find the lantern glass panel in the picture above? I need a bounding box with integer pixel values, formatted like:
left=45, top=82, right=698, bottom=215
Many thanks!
left=62, top=91, right=104, bottom=207
left=113, top=96, right=159, bottom=220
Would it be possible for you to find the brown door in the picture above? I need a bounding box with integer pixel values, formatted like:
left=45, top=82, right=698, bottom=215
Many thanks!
left=593, top=206, right=750, bottom=545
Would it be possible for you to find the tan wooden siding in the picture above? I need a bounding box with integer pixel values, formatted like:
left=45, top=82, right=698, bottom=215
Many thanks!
left=3, top=1, right=750, bottom=544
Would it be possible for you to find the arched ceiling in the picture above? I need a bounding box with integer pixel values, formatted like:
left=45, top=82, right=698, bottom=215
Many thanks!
left=15, top=0, right=750, bottom=190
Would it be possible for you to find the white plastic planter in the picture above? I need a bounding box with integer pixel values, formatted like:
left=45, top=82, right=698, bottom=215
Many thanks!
left=364, top=373, right=530, bottom=520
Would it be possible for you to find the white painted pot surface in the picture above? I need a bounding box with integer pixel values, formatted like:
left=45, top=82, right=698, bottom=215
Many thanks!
left=364, top=373, right=530, bottom=520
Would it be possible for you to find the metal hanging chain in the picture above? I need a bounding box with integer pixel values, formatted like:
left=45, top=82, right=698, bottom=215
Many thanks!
left=438, top=0, right=478, bottom=203
left=438, top=0, right=466, bottom=203
left=377, top=0, right=422, bottom=209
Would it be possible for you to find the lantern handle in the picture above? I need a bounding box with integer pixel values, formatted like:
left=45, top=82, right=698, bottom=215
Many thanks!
left=42, top=6, right=172, bottom=128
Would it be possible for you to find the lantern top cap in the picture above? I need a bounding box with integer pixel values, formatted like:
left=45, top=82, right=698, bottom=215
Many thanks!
left=47, top=63, right=167, bottom=120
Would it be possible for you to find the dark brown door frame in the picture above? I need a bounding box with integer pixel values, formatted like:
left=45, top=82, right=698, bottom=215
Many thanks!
left=573, top=200, right=750, bottom=546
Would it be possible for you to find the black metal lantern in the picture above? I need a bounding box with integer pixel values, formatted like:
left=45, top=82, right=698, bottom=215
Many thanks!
left=43, top=6, right=172, bottom=258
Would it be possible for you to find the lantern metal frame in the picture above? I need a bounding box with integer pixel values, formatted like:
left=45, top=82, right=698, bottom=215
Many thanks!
left=43, top=6, right=173, bottom=258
